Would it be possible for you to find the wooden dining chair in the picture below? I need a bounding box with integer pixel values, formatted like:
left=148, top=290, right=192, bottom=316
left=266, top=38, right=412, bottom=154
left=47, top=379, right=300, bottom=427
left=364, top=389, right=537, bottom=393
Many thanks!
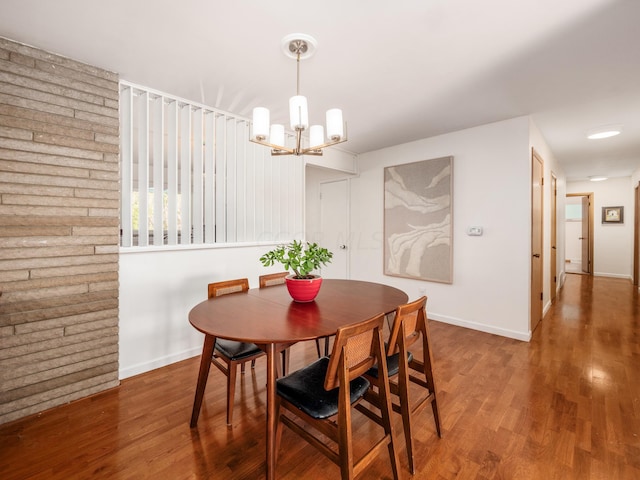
left=258, top=271, right=290, bottom=288
left=258, top=271, right=330, bottom=361
left=207, top=278, right=266, bottom=426
left=357, top=296, right=441, bottom=474
left=274, top=312, right=401, bottom=480
left=258, top=272, right=292, bottom=375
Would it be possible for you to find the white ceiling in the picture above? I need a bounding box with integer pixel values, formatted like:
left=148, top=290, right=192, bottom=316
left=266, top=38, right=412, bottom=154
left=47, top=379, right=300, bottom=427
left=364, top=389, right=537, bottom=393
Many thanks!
left=1, top=0, right=638, bottom=182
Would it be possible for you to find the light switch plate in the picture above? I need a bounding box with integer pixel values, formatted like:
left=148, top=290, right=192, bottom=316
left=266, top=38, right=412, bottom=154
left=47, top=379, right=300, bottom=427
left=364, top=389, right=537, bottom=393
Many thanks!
left=467, top=226, right=483, bottom=236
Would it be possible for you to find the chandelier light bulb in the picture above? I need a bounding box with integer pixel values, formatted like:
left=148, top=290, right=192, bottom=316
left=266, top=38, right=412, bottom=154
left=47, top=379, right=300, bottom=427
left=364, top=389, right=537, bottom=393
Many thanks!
left=309, top=125, right=324, bottom=148
left=326, top=108, right=344, bottom=141
left=289, top=95, right=309, bottom=131
left=252, top=107, right=270, bottom=140
left=270, top=124, right=285, bottom=147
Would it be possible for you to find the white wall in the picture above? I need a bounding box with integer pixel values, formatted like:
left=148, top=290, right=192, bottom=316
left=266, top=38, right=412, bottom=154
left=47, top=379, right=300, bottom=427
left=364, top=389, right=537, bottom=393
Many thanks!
left=305, top=146, right=357, bottom=174
left=306, top=115, right=563, bottom=340
left=566, top=177, right=633, bottom=278
left=118, top=244, right=290, bottom=378
left=345, top=116, right=534, bottom=340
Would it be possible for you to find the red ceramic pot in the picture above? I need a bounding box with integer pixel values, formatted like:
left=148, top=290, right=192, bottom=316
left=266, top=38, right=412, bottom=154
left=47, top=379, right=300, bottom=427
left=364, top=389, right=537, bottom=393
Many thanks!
left=285, top=275, right=323, bottom=302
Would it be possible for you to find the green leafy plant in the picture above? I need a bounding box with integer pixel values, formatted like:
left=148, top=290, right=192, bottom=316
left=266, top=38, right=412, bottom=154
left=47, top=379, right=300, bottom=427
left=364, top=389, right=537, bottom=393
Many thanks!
left=260, top=240, right=333, bottom=279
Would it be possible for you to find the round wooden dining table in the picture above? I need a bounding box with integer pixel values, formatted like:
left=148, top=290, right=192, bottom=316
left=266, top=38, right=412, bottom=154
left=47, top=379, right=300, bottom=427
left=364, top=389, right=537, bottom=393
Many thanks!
left=188, top=279, right=408, bottom=480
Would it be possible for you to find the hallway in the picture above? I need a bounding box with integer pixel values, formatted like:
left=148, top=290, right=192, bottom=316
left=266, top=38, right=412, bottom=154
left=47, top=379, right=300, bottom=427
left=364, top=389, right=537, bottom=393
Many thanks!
left=1, top=274, right=639, bottom=479
left=524, top=274, right=640, bottom=478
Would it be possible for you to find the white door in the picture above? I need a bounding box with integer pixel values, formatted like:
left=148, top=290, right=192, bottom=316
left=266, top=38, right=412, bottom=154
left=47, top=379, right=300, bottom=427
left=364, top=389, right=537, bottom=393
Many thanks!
left=319, top=179, right=349, bottom=279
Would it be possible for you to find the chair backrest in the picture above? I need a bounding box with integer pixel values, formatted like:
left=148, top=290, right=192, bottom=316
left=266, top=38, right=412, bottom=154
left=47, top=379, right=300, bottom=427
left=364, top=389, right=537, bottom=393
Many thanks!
left=387, top=296, right=428, bottom=357
left=258, top=271, right=289, bottom=288
left=208, top=278, right=250, bottom=299
left=324, top=313, right=386, bottom=391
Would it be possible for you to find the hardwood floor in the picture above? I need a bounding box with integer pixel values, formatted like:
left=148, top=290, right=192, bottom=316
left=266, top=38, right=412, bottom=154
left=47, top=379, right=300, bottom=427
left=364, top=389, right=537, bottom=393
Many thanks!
left=1, top=274, right=639, bottom=479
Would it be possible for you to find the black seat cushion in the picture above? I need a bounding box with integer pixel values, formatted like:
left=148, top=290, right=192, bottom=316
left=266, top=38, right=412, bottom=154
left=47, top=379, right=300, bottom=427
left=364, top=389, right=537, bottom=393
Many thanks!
left=367, top=350, right=414, bottom=378
left=215, top=338, right=262, bottom=360
left=276, top=357, right=370, bottom=419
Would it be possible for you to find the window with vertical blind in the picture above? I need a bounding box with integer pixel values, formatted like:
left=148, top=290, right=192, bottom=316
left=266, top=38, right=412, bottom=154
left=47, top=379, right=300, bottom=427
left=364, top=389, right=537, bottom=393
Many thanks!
left=119, top=81, right=304, bottom=248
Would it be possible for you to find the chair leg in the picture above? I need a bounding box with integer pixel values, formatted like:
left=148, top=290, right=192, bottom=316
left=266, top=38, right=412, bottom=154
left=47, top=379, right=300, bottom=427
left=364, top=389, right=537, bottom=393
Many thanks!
left=432, top=397, right=442, bottom=437
left=281, top=348, right=290, bottom=376
left=416, top=355, right=443, bottom=438
left=226, top=362, right=238, bottom=425
left=379, top=371, right=401, bottom=480
left=337, top=382, right=356, bottom=480
left=274, top=396, right=284, bottom=463
left=398, top=358, right=415, bottom=474
left=315, top=339, right=322, bottom=358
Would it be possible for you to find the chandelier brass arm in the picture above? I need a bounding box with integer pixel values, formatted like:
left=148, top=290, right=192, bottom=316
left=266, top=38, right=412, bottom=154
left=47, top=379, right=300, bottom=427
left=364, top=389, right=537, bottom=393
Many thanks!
left=250, top=124, right=348, bottom=156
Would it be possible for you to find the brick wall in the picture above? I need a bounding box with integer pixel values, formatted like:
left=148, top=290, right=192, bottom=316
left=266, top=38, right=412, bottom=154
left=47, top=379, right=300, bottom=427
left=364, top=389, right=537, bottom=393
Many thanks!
left=0, top=37, right=120, bottom=424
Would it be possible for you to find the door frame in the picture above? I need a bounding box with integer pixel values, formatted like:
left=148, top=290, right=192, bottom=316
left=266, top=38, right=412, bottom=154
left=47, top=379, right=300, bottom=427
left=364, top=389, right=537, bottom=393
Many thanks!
left=530, top=149, right=544, bottom=333
left=566, top=192, right=594, bottom=275
left=550, top=173, right=557, bottom=303
left=634, top=183, right=639, bottom=286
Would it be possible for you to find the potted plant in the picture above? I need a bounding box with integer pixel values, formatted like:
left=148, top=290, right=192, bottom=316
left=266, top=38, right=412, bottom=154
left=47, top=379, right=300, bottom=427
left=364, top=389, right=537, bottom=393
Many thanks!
left=260, top=240, right=333, bottom=302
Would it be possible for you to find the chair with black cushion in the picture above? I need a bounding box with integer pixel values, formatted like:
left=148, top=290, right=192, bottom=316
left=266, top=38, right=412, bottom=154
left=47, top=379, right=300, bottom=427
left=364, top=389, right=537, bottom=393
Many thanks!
left=357, top=296, right=441, bottom=474
left=258, top=271, right=331, bottom=361
left=274, top=313, right=401, bottom=480
left=207, top=278, right=266, bottom=426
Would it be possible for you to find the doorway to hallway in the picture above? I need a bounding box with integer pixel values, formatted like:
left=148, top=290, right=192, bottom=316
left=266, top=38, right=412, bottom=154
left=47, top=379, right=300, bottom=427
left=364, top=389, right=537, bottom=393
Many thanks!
left=565, top=193, right=593, bottom=275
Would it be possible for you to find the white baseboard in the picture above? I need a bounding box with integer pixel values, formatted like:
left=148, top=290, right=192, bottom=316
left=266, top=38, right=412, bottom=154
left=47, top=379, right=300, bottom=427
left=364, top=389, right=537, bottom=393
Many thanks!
left=428, top=313, right=531, bottom=342
left=119, top=346, right=202, bottom=380
left=593, top=272, right=632, bottom=280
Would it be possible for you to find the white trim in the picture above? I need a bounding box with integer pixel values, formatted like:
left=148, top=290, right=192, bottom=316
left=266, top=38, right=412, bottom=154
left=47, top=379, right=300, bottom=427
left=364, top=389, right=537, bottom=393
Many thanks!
left=429, top=313, right=532, bottom=342
left=593, top=272, right=633, bottom=280
left=119, top=347, right=202, bottom=380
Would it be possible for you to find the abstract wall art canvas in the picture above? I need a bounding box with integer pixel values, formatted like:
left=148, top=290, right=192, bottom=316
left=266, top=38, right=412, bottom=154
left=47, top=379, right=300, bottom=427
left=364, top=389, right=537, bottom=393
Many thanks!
left=384, top=156, right=453, bottom=283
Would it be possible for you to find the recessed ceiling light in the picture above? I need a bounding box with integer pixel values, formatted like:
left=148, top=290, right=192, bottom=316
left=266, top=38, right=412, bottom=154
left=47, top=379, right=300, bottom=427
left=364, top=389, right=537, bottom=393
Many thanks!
left=587, top=125, right=622, bottom=140
left=589, top=176, right=608, bottom=182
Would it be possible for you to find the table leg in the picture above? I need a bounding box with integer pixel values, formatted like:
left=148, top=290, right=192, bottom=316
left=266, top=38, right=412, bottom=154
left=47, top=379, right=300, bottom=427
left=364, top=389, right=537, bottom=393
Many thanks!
left=265, top=343, right=277, bottom=480
left=190, top=334, right=216, bottom=428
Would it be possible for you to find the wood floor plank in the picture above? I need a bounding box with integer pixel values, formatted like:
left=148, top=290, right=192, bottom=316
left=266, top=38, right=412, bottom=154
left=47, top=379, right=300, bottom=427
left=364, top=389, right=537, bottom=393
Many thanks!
left=1, top=274, right=639, bottom=479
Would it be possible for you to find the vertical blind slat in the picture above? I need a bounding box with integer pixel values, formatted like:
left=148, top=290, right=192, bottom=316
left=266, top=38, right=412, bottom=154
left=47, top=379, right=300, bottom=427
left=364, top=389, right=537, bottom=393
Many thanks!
left=166, top=100, right=178, bottom=245
left=192, top=108, right=204, bottom=244
left=120, top=86, right=133, bottom=247
left=215, top=114, right=226, bottom=242
left=180, top=104, right=192, bottom=245
left=226, top=118, right=237, bottom=243
left=137, top=92, right=150, bottom=246
left=204, top=112, right=215, bottom=243
left=152, top=95, right=164, bottom=246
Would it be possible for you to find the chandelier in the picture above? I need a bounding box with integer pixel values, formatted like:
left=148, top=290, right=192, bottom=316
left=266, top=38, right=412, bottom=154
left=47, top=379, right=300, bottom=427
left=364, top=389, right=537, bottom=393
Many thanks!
left=250, top=34, right=347, bottom=156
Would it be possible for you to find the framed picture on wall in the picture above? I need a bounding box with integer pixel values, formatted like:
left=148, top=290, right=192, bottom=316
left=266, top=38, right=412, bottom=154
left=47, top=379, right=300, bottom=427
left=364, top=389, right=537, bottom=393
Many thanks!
left=602, top=206, right=623, bottom=224
left=383, top=156, right=453, bottom=283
